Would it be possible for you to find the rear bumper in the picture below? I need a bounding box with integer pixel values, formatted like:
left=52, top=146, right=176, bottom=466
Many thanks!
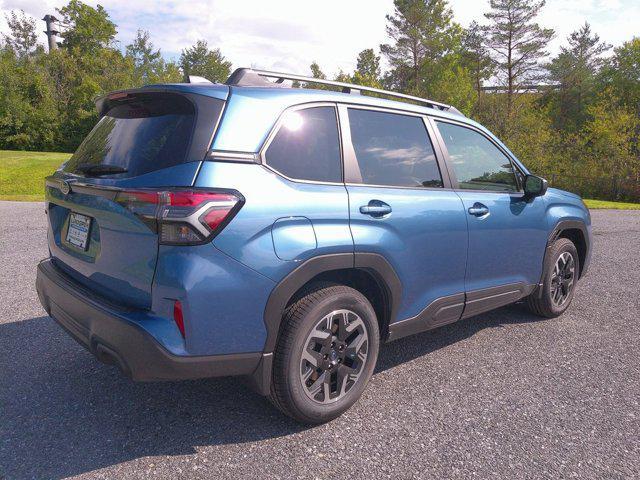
left=36, top=258, right=262, bottom=381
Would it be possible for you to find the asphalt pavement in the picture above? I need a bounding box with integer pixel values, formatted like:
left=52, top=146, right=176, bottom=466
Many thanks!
left=0, top=201, right=638, bottom=479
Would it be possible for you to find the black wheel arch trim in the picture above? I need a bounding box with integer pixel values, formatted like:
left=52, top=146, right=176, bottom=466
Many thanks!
left=251, top=252, right=400, bottom=396
left=262, top=252, right=401, bottom=355
left=543, top=219, right=590, bottom=282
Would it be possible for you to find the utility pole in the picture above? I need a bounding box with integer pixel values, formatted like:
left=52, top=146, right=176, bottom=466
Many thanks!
left=42, top=14, right=59, bottom=52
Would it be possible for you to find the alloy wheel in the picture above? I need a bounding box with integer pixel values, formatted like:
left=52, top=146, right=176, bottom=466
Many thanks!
left=299, top=309, right=369, bottom=404
left=551, top=251, right=575, bottom=307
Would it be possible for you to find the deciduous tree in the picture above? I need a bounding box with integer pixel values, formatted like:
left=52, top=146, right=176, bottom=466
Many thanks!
left=57, top=0, right=117, bottom=54
left=2, top=10, right=38, bottom=58
left=179, top=40, right=232, bottom=83
left=601, top=38, right=640, bottom=113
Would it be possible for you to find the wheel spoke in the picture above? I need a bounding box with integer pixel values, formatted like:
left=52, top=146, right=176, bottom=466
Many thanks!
left=345, top=331, right=366, bottom=357
left=309, top=329, right=331, bottom=345
left=336, top=367, right=351, bottom=396
left=308, top=372, right=327, bottom=398
left=299, top=309, right=370, bottom=404
left=302, top=347, right=322, bottom=368
left=322, top=381, right=331, bottom=402
left=345, top=315, right=364, bottom=334
left=301, top=366, right=314, bottom=383
left=553, top=284, right=562, bottom=302
left=336, top=311, right=349, bottom=341
left=565, top=255, right=574, bottom=271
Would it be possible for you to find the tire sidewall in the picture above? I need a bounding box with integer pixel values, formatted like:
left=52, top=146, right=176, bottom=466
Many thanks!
left=281, top=288, right=379, bottom=423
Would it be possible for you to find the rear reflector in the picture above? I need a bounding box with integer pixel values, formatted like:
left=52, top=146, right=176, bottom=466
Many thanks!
left=115, top=189, right=243, bottom=245
left=173, top=300, right=186, bottom=338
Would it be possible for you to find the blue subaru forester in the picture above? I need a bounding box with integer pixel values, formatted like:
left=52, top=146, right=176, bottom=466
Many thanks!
left=36, top=68, right=592, bottom=424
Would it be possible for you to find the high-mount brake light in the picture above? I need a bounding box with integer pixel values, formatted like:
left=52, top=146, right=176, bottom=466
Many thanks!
left=115, top=189, right=243, bottom=245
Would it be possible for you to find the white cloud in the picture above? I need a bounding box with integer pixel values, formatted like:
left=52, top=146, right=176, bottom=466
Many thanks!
left=1, top=0, right=638, bottom=77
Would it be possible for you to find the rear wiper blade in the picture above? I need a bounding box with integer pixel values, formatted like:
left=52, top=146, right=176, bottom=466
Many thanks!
left=75, top=164, right=128, bottom=176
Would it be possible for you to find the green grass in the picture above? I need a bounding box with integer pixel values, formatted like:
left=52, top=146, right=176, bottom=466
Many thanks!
left=0, top=150, right=71, bottom=201
left=583, top=199, right=640, bottom=210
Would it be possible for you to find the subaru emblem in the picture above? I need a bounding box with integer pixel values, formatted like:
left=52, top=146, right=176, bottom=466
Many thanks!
left=60, top=180, right=71, bottom=195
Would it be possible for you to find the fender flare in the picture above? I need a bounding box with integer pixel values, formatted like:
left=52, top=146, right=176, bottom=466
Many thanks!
left=539, top=219, right=590, bottom=290
left=248, top=252, right=401, bottom=396
left=262, top=252, right=401, bottom=354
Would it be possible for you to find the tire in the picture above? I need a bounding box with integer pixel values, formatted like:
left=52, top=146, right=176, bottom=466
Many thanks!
left=526, top=237, right=580, bottom=318
left=270, top=283, right=380, bottom=424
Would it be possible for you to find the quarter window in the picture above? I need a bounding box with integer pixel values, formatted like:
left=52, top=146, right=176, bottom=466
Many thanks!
left=436, top=121, right=518, bottom=192
left=264, top=106, right=342, bottom=183
left=347, top=108, right=443, bottom=188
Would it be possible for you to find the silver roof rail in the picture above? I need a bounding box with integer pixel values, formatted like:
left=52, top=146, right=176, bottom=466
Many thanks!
left=225, top=68, right=463, bottom=115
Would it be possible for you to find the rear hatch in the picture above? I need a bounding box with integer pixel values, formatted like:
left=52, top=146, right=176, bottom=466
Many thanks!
left=46, top=87, right=227, bottom=309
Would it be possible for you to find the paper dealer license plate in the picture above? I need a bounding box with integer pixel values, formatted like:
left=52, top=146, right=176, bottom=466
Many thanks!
left=66, top=212, right=92, bottom=250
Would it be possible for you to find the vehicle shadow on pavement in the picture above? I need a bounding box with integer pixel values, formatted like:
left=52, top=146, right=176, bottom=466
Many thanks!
left=376, top=302, right=544, bottom=373
left=0, top=304, right=545, bottom=479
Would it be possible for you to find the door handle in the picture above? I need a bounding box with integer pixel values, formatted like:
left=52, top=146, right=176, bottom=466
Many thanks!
left=360, top=200, right=392, bottom=218
left=468, top=203, right=489, bottom=217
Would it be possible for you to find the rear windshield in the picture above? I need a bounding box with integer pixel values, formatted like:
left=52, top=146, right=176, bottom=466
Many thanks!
left=63, top=94, right=196, bottom=177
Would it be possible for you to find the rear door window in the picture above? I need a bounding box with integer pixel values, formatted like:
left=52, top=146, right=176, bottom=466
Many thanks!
left=264, top=106, right=342, bottom=183
left=436, top=121, right=519, bottom=192
left=63, top=94, right=201, bottom=178
left=347, top=108, right=443, bottom=188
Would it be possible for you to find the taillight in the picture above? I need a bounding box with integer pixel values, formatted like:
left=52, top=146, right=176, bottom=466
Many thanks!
left=115, top=189, right=243, bottom=245
left=114, top=190, right=159, bottom=231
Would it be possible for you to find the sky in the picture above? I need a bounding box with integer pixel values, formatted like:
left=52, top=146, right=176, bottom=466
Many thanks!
left=1, top=0, right=638, bottom=76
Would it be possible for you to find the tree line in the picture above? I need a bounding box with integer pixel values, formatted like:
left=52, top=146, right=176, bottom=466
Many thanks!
left=1, top=0, right=639, bottom=200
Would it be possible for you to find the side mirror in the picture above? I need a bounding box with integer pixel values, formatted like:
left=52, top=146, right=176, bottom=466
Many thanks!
left=523, top=174, right=548, bottom=198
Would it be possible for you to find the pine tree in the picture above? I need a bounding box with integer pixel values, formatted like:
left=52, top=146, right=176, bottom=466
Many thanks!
left=356, top=49, right=381, bottom=80
left=546, top=23, right=610, bottom=132
left=379, top=0, right=474, bottom=111
left=310, top=61, right=326, bottom=80
left=126, top=30, right=161, bottom=83
left=484, top=0, right=554, bottom=112
left=380, top=0, right=460, bottom=93
left=125, top=30, right=181, bottom=85
left=303, top=61, right=332, bottom=90
left=462, top=21, right=494, bottom=97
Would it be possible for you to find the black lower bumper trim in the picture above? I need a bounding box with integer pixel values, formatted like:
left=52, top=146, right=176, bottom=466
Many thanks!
left=36, top=258, right=262, bottom=381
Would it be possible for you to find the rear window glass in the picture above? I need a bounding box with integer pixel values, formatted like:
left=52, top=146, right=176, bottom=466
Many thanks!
left=63, top=94, right=195, bottom=177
